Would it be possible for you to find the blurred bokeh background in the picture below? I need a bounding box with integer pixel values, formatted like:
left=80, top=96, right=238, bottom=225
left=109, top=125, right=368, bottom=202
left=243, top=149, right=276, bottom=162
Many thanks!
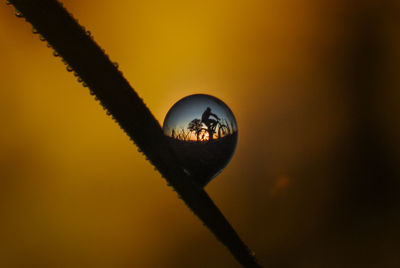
left=1, top=0, right=399, bottom=267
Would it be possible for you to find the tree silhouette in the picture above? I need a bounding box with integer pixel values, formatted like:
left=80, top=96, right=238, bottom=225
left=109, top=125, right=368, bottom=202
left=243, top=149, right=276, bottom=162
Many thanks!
left=188, top=118, right=204, bottom=141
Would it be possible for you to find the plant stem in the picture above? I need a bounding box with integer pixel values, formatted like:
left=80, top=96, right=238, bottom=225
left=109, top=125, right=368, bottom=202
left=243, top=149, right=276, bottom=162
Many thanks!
left=8, top=0, right=262, bottom=267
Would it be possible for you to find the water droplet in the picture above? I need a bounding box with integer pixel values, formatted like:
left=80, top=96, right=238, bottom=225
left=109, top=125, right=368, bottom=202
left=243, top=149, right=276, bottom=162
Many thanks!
left=32, top=27, right=38, bottom=34
left=83, top=82, right=88, bottom=87
left=47, top=43, right=52, bottom=48
left=53, top=51, right=59, bottom=57
left=163, top=94, right=238, bottom=187
left=6, top=0, right=12, bottom=5
left=113, top=62, right=119, bottom=68
left=77, top=77, right=83, bottom=83
left=39, top=34, right=46, bottom=41
left=85, top=30, right=91, bottom=37
left=89, top=90, right=95, bottom=95
left=66, top=65, right=73, bottom=72
left=73, top=71, right=79, bottom=77
left=14, top=9, right=23, bottom=18
left=106, top=111, right=111, bottom=116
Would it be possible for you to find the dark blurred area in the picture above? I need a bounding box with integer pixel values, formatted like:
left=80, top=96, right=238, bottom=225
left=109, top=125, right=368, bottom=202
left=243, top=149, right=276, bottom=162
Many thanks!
left=1, top=0, right=400, bottom=267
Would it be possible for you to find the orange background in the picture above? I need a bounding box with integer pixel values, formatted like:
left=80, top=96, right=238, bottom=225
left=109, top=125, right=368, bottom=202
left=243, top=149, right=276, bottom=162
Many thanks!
left=0, top=1, right=399, bottom=267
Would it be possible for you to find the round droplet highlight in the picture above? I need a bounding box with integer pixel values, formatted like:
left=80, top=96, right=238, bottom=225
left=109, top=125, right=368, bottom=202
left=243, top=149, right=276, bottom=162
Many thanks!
left=163, top=94, right=238, bottom=187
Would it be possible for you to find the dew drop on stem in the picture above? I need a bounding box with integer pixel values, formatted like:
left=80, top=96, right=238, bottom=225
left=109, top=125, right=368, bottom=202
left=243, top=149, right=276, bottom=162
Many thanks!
left=162, top=94, right=238, bottom=187
left=14, top=9, right=23, bottom=18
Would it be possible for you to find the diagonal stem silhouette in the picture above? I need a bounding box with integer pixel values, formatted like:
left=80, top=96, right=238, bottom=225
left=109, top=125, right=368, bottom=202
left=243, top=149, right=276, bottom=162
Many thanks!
left=8, top=0, right=262, bottom=267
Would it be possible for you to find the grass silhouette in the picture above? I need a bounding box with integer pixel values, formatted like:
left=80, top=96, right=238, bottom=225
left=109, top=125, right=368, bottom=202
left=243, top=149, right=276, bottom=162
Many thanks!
left=7, top=0, right=261, bottom=267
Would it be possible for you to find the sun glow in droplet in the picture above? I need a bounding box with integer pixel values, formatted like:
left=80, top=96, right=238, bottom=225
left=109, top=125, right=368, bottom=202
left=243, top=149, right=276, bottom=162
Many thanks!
left=163, top=94, right=238, bottom=187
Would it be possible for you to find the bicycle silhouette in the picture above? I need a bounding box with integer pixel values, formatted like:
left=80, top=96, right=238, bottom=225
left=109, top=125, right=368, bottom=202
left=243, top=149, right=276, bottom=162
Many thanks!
left=188, top=117, right=229, bottom=142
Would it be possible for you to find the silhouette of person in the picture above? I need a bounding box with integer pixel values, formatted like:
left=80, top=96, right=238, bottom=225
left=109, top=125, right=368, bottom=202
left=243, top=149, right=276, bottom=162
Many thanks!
left=201, top=107, right=220, bottom=131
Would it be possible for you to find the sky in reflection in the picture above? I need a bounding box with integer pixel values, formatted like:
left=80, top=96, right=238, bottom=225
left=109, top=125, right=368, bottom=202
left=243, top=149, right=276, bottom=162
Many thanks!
left=163, top=94, right=237, bottom=140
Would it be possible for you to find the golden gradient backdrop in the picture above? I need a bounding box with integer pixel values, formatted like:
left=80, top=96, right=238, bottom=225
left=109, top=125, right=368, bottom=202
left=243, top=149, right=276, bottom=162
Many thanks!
left=1, top=0, right=399, bottom=267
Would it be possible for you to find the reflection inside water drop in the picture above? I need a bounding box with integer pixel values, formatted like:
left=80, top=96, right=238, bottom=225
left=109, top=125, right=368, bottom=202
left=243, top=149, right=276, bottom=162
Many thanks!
left=163, top=94, right=238, bottom=187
